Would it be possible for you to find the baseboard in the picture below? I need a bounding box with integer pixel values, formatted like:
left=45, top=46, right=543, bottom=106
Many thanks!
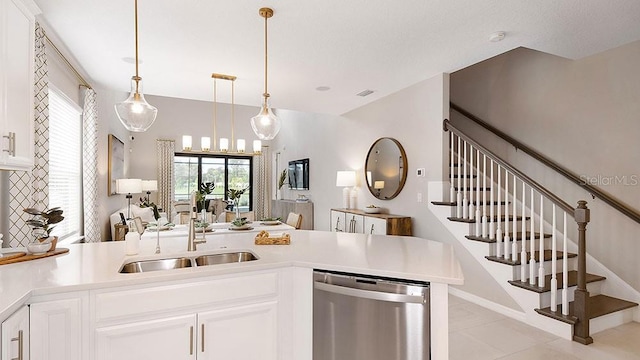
left=448, top=286, right=527, bottom=322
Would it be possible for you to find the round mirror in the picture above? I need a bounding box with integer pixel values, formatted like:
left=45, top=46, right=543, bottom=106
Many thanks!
left=365, top=137, right=408, bottom=200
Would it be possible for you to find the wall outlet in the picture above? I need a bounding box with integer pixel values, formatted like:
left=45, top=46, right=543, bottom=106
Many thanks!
left=416, top=168, right=425, bottom=177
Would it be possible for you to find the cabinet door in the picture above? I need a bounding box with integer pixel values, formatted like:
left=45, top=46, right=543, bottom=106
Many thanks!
left=364, top=217, right=387, bottom=235
left=345, top=213, right=364, bottom=233
left=1, top=0, right=35, bottom=169
left=198, top=301, right=278, bottom=360
left=95, top=314, right=196, bottom=360
left=1, top=306, right=29, bottom=360
left=330, top=210, right=345, bottom=232
left=30, top=298, right=82, bottom=360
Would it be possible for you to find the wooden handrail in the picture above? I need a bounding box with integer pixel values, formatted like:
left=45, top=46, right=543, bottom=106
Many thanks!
left=450, top=102, right=640, bottom=224
left=444, top=119, right=575, bottom=215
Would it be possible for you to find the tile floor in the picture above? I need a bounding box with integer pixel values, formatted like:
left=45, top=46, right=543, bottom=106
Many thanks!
left=448, top=295, right=640, bottom=359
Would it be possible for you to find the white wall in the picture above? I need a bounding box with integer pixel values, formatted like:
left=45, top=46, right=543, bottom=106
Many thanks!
left=450, top=42, right=640, bottom=292
left=271, top=73, right=521, bottom=310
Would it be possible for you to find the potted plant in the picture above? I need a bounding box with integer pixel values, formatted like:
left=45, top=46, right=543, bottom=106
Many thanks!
left=139, top=197, right=160, bottom=220
left=227, top=185, right=249, bottom=219
left=23, top=207, right=64, bottom=252
left=278, top=169, right=287, bottom=200
left=196, top=182, right=215, bottom=212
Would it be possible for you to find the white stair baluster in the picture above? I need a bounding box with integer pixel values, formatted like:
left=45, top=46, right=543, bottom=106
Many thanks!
left=456, top=136, right=463, bottom=218
left=450, top=132, right=455, bottom=204
left=489, top=160, right=495, bottom=240
left=495, top=164, right=502, bottom=257
left=511, top=173, right=518, bottom=262
left=550, top=205, right=558, bottom=312
left=538, top=195, right=545, bottom=287
left=475, top=150, right=482, bottom=236
left=520, top=181, right=527, bottom=281
left=463, top=141, right=469, bottom=219
left=562, top=212, right=569, bottom=315
left=503, top=170, right=510, bottom=259
left=482, top=155, right=488, bottom=238
left=529, top=188, right=536, bottom=285
left=469, top=145, right=475, bottom=222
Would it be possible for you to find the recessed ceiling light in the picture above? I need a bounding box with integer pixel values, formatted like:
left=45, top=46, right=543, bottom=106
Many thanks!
left=122, top=57, right=142, bottom=64
left=356, top=89, right=374, bottom=97
left=316, top=86, right=331, bottom=91
left=489, top=31, right=506, bottom=42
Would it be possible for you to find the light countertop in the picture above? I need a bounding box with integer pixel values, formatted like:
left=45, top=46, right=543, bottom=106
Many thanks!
left=0, top=230, right=463, bottom=320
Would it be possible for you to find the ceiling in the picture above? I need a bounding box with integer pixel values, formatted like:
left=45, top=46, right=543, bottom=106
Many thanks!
left=34, top=0, right=640, bottom=115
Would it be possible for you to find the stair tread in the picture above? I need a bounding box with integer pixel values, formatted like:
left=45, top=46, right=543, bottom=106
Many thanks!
left=455, top=187, right=492, bottom=191
left=466, top=232, right=552, bottom=243
left=486, top=250, right=577, bottom=266
left=448, top=215, right=530, bottom=223
left=535, top=294, right=638, bottom=324
left=431, top=200, right=508, bottom=206
left=508, top=271, right=606, bottom=293
left=450, top=174, right=478, bottom=178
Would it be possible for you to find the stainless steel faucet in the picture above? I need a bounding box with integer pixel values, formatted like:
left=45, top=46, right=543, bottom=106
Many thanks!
left=187, top=192, right=198, bottom=251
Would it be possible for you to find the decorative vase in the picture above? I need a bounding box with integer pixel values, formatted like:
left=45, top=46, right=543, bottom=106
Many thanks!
left=234, top=200, right=241, bottom=219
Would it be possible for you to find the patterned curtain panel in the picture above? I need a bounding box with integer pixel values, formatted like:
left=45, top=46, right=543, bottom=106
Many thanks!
left=156, top=139, right=175, bottom=222
left=82, top=88, right=100, bottom=242
left=8, top=22, right=49, bottom=247
left=254, top=145, right=271, bottom=220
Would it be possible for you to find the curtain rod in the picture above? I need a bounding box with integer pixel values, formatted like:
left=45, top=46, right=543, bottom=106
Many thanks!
left=45, top=35, right=92, bottom=89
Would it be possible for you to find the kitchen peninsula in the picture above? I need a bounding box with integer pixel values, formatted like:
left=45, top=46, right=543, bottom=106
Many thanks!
left=0, top=231, right=463, bottom=360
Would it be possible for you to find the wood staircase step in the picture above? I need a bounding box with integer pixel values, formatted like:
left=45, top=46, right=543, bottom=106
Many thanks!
left=508, top=271, right=606, bottom=293
left=431, top=200, right=508, bottom=206
left=485, top=250, right=577, bottom=266
left=454, top=187, right=492, bottom=191
left=450, top=174, right=478, bottom=178
left=465, top=231, right=552, bottom=243
left=535, top=294, right=638, bottom=325
left=447, top=215, right=530, bottom=223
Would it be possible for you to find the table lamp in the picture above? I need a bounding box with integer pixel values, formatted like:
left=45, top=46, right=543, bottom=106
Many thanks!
left=336, top=171, right=356, bottom=209
left=116, top=178, right=142, bottom=219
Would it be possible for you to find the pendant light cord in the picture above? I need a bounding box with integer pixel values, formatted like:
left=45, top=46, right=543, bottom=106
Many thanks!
left=263, top=11, right=268, bottom=102
left=134, top=0, right=140, bottom=93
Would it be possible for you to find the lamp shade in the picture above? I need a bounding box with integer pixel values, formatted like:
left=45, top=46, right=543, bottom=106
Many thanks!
left=141, top=180, right=158, bottom=192
left=115, top=79, right=157, bottom=132
left=116, top=178, right=143, bottom=194
left=182, top=135, right=192, bottom=150
left=336, top=171, right=356, bottom=187
left=374, top=180, right=385, bottom=190
left=253, top=140, right=262, bottom=153
left=201, top=137, right=211, bottom=151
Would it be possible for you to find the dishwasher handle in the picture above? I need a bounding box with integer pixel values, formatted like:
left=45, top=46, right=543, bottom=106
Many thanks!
left=314, top=281, right=426, bottom=304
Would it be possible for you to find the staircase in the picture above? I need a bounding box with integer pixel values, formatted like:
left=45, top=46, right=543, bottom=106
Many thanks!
left=430, top=117, right=638, bottom=344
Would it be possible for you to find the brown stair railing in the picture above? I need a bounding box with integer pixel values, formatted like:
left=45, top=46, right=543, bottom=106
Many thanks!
left=444, top=118, right=594, bottom=344
left=450, top=102, right=640, bottom=225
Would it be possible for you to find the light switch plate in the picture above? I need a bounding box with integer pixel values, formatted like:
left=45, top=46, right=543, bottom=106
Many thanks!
left=416, top=168, right=425, bottom=177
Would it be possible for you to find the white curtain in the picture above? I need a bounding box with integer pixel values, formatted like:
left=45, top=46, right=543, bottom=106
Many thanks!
left=8, top=22, right=49, bottom=247
left=82, top=88, right=99, bottom=242
left=254, top=145, right=272, bottom=220
left=156, top=139, right=175, bottom=222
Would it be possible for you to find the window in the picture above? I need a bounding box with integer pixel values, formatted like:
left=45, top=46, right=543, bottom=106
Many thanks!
left=174, top=153, right=253, bottom=211
left=48, top=86, right=83, bottom=240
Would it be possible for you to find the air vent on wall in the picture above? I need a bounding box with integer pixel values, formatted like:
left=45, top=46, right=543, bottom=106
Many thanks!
left=356, top=89, right=374, bottom=97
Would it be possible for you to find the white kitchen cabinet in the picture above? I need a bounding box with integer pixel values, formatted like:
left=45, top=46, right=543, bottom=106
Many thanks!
left=197, top=301, right=277, bottom=360
left=1, top=306, right=29, bottom=360
left=0, top=0, right=38, bottom=170
left=92, top=270, right=282, bottom=360
left=30, top=297, right=84, bottom=360
left=331, top=209, right=412, bottom=236
left=96, top=314, right=196, bottom=360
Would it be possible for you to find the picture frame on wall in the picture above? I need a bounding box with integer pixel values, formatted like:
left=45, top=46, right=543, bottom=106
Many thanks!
left=108, top=134, right=125, bottom=196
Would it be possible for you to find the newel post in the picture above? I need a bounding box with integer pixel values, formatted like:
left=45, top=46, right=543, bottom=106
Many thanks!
left=573, top=200, right=593, bottom=345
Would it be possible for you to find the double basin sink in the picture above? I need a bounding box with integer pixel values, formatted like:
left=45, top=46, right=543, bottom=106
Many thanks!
left=119, top=251, right=258, bottom=274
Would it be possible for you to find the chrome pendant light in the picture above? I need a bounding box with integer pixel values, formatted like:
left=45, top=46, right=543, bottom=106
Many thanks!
left=115, top=0, right=157, bottom=132
left=250, top=7, right=281, bottom=140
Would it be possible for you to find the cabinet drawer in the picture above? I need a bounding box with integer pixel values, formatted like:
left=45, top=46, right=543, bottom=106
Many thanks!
left=94, top=272, right=278, bottom=324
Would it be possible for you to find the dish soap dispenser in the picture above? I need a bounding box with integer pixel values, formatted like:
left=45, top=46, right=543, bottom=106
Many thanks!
left=125, top=221, right=140, bottom=255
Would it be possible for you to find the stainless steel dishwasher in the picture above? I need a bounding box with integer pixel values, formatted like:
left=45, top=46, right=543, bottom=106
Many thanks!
left=313, top=270, right=430, bottom=360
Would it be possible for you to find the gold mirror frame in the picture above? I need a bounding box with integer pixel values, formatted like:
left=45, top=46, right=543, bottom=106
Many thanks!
left=364, top=137, right=408, bottom=200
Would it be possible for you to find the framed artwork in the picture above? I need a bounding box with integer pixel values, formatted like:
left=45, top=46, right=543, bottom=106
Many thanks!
left=108, top=134, right=125, bottom=195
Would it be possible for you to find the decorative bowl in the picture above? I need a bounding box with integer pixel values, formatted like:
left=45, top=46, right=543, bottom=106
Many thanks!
left=364, top=206, right=382, bottom=214
left=27, top=242, right=51, bottom=255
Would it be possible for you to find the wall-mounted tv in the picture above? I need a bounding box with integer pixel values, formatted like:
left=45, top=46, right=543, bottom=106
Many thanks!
left=288, top=158, right=309, bottom=190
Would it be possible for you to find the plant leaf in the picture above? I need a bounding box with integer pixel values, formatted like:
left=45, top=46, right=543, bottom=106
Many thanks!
left=23, top=208, right=43, bottom=215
